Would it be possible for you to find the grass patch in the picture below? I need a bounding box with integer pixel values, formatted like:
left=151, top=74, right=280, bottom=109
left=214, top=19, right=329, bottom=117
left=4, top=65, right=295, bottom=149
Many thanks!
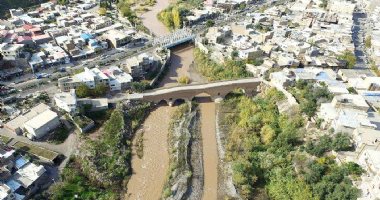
left=0, top=135, right=12, bottom=144
left=48, top=157, right=118, bottom=200
left=13, top=141, right=59, bottom=161
left=48, top=125, right=71, bottom=144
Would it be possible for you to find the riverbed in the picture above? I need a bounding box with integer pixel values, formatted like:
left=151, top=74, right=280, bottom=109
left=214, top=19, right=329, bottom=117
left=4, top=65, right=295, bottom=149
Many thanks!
left=126, top=106, right=175, bottom=200
left=140, top=0, right=171, bottom=36
left=127, top=0, right=220, bottom=199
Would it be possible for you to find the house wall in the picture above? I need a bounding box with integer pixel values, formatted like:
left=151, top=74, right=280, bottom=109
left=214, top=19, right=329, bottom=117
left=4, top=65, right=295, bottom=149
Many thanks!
left=25, top=116, right=60, bottom=139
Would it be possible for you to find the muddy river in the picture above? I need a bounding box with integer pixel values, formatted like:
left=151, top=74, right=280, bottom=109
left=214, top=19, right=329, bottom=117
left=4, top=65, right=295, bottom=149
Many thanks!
left=126, top=0, right=219, bottom=199
left=126, top=106, right=175, bottom=200
left=140, top=0, right=171, bottom=36
left=199, top=102, right=218, bottom=200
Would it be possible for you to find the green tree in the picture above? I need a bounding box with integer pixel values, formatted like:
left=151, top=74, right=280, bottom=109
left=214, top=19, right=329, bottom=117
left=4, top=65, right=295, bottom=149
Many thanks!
left=177, top=76, right=190, bottom=84
left=57, top=0, right=69, bottom=5
left=338, top=50, right=356, bottom=69
left=131, top=81, right=151, bottom=92
left=92, top=83, right=108, bottom=97
left=206, top=20, right=215, bottom=27
left=98, top=7, right=107, bottom=16
left=172, top=7, right=181, bottom=29
left=332, top=133, right=352, bottom=151
left=365, top=36, right=372, bottom=48
left=76, top=84, right=91, bottom=98
left=267, top=170, right=316, bottom=200
left=260, top=124, right=275, bottom=145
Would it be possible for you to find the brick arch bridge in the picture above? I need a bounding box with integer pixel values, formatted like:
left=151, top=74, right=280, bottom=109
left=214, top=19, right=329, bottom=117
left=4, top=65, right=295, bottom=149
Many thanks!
left=125, top=78, right=264, bottom=106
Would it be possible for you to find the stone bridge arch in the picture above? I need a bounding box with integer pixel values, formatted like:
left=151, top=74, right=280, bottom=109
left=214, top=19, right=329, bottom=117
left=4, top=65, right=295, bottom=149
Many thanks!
left=126, top=78, right=264, bottom=106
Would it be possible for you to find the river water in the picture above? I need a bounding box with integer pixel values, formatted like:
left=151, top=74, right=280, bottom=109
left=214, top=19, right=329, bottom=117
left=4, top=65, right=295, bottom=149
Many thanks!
left=126, top=0, right=219, bottom=199
left=126, top=106, right=175, bottom=200
left=199, top=102, right=218, bottom=200
left=140, top=0, right=170, bottom=36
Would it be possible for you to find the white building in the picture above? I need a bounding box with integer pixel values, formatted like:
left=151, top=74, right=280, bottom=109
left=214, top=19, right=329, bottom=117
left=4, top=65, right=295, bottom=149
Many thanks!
left=0, top=184, right=14, bottom=200
left=54, top=89, right=77, bottom=114
left=358, top=149, right=380, bottom=199
left=24, top=109, right=60, bottom=139
left=12, top=163, right=46, bottom=190
left=0, top=44, right=24, bottom=60
left=102, top=66, right=133, bottom=91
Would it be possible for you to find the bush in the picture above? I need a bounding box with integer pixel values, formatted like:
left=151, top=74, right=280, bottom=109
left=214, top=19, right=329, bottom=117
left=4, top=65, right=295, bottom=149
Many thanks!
left=338, top=50, right=356, bottom=69
left=194, top=48, right=250, bottom=81
left=75, top=84, right=108, bottom=98
left=131, top=81, right=151, bottom=92
left=177, top=76, right=190, bottom=84
left=305, top=133, right=353, bottom=156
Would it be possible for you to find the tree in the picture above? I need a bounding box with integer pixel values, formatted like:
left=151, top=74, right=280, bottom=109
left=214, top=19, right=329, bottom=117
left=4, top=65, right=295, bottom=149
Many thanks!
left=260, top=125, right=275, bottom=145
left=332, top=133, right=352, bottom=151
left=267, top=170, right=316, bottom=200
left=76, top=84, right=91, bottom=98
left=57, top=0, right=69, bottom=5
left=206, top=20, right=215, bottom=27
left=98, top=7, right=107, bottom=16
left=93, top=83, right=108, bottom=97
left=365, top=36, right=372, bottom=49
left=131, top=81, right=151, bottom=92
left=338, top=50, right=356, bottom=69
left=343, top=162, right=365, bottom=176
left=172, top=7, right=181, bottom=29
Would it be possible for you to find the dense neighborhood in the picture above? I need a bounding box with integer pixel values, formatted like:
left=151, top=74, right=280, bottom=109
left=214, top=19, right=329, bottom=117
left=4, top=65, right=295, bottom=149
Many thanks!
left=1, top=0, right=380, bottom=199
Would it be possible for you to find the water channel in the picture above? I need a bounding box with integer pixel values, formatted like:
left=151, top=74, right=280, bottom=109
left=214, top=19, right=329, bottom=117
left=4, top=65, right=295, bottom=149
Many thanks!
left=126, top=1, right=219, bottom=199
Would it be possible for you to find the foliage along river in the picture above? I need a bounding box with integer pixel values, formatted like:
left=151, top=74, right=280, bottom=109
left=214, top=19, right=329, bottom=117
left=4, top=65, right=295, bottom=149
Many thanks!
left=126, top=1, right=219, bottom=199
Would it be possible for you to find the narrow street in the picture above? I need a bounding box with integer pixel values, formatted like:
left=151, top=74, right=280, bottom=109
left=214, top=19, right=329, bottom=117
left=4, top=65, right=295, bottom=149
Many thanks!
left=352, top=11, right=368, bottom=69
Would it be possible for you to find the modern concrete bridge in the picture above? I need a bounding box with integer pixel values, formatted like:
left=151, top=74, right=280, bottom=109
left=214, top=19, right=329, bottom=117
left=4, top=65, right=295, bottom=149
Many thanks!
left=123, top=78, right=264, bottom=106
left=153, top=28, right=195, bottom=48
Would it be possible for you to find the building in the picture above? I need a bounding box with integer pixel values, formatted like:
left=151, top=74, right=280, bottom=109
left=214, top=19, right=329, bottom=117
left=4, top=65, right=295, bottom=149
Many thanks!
left=102, top=66, right=133, bottom=91
left=331, top=94, right=370, bottom=112
left=77, top=98, right=108, bottom=112
left=58, top=68, right=96, bottom=91
left=358, top=149, right=380, bottom=199
left=124, top=53, right=158, bottom=78
left=24, top=109, right=60, bottom=139
left=8, top=162, right=46, bottom=197
left=353, top=128, right=380, bottom=152
left=54, top=89, right=77, bottom=114
left=0, top=44, right=24, bottom=60
left=0, top=184, right=14, bottom=200
left=104, top=29, right=131, bottom=48
left=4, top=103, right=60, bottom=139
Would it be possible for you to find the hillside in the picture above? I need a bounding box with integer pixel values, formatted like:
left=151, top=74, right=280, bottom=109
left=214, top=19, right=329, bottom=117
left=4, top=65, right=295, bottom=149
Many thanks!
left=0, top=0, right=48, bottom=19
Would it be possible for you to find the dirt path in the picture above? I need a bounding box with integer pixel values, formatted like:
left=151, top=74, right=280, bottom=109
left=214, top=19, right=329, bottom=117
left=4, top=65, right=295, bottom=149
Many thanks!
left=125, top=106, right=174, bottom=200
left=199, top=102, right=218, bottom=200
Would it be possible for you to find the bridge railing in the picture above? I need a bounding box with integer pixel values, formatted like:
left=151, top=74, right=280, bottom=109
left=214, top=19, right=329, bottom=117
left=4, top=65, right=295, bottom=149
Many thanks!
left=153, top=28, right=195, bottom=47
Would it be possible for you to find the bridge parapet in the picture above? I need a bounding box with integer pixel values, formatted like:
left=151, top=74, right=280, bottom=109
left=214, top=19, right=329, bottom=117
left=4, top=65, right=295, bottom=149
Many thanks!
left=153, top=28, right=195, bottom=48
left=123, top=78, right=265, bottom=106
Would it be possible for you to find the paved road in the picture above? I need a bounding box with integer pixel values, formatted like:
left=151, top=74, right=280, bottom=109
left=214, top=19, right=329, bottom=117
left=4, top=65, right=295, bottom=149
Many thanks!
left=353, top=11, right=369, bottom=69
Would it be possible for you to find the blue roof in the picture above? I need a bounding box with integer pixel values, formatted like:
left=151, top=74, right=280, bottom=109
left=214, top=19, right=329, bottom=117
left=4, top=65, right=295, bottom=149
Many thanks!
left=80, top=33, right=94, bottom=40
left=6, top=179, right=21, bottom=192
left=15, top=157, right=29, bottom=169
